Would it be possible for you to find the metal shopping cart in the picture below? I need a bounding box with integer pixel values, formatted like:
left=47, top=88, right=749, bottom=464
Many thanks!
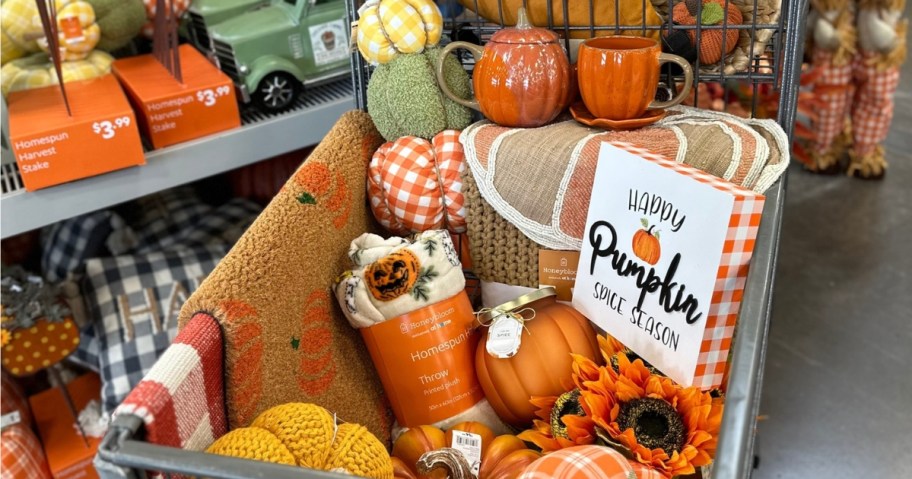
left=95, top=0, right=806, bottom=477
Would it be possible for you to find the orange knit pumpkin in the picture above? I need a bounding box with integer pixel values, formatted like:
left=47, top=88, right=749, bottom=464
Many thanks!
left=632, top=225, right=661, bottom=265
left=475, top=297, right=600, bottom=428
left=672, top=0, right=742, bottom=65
left=392, top=422, right=540, bottom=479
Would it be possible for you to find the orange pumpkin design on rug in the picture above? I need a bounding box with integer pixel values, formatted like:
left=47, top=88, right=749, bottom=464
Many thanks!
left=297, top=291, right=337, bottom=396
left=220, top=299, right=264, bottom=426
left=292, top=162, right=352, bottom=229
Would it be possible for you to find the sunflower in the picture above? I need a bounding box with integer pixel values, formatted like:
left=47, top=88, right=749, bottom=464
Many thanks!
left=517, top=334, right=627, bottom=453
left=1, top=328, right=11, bottom=347
left=573, top=352, right=723, bottom=478
left=518, top=390, right=597, bottom=452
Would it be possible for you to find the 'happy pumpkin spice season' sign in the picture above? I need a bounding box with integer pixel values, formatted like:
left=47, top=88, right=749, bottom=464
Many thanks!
left=573, top=143, right=765, bottom=389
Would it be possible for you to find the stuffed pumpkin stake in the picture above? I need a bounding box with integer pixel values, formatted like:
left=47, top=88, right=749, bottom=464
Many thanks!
left=367, top=47, right=472, bottom=141
left=392, top=422, right=540, bottom=479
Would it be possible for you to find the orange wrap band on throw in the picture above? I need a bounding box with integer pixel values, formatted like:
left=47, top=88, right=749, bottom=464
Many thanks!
left=360, top=292, right=484, bottom=427
left=335, top=230, right=508, bottom=435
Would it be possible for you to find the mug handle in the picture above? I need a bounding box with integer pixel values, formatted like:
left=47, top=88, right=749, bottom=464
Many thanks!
left=436, top=41, right=483, bottom=112
left=649, top=53, right=693, bottom=110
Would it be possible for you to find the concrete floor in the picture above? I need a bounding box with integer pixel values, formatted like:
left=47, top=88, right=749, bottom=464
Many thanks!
left=753, top=28, right=912, bottom=479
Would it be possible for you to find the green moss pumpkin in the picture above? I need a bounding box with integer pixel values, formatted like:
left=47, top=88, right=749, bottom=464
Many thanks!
left=367, top=47, right=472, bottom=141
left=87, top=0, right=146, bottom=52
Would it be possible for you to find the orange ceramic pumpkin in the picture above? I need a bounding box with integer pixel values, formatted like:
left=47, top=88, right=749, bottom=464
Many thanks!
left=366, top=249, right=421, bottom=301
left=437, top=8, right=570, bottom=128
left=392, top=422, right=540, bottom=479
left=632, top=225, right=661, bottom=265
left=475, top=294, right=600, bottom=428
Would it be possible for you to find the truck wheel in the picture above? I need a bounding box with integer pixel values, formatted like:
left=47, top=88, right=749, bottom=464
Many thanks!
left=253, top=72, right=300, bottom=113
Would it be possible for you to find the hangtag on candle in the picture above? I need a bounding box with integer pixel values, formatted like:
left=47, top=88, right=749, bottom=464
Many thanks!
left=451, top=430, right=482, bottom=477
left=485, top=313, right=524, bottom=358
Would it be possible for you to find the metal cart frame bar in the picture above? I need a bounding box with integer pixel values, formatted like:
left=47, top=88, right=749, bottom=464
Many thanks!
left=96, top=0, right=809, bottom=476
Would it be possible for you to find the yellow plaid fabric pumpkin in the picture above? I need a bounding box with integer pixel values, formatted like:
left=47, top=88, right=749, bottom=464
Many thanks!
left=0, top=0, right=100, bottom=65
left=1, top=50, right=113, bottom=96
left=357, top=0, right=443, bottom=65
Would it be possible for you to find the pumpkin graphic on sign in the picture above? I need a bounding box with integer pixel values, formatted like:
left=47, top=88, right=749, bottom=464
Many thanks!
left=632, top=218, right=661, bottom=265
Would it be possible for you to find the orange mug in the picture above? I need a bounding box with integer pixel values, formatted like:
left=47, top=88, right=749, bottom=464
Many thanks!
left=577, top=36, right=693, bottom=121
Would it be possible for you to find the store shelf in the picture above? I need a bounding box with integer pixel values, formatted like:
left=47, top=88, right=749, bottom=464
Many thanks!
left=1, top=80, right=354, bottom=239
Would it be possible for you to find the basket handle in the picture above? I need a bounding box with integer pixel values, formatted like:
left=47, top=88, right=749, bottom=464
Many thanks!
left=436, top=41, right=483, bottom=112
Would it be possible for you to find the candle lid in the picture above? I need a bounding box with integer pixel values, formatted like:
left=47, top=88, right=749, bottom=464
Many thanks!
left=477, top=287, right=556, bottom=324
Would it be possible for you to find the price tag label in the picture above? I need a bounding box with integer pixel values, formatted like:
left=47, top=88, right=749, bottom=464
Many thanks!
left=485, top=313, right=524, bottom=358
left=59, top=16, right=84, bottom=43
left=450, top=430, right=482, bottom=477
left=196, top=86, right=232, bottom=107
left=1, top=411, right=21, bottom=430
left=92, top=116, right=132, bottom=140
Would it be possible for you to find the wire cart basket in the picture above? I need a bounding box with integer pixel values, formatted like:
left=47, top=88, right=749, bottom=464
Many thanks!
left=95, top=0, right=808, bottom=477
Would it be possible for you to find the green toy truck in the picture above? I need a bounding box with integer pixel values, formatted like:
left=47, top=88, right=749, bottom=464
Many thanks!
left=186, top=0, right=350, bottom=112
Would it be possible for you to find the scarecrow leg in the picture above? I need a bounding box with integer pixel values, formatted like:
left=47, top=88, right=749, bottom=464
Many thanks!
left=806, top=0, right=857, bottom=173
left=848, top=0, right=906, bottom=178
left=807, top=49, right=854, bottom=173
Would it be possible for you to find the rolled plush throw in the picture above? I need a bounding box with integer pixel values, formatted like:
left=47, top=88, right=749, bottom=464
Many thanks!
left=335, top=230, right=507, bottom=436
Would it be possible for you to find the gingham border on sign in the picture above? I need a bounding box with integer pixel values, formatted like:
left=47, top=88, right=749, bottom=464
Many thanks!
left=608, top=141, right=766, bottom=390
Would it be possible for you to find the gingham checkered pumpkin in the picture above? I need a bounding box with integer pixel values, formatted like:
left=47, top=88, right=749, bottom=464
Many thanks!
left=368, top=130, right=467, bottom=235
left=357, top=0, right=443, bottom=65
left=1, top=50, right=113, bottom=96
left=140, top=0, right=189, bottom=39
left=1, top=423, right=52, bottom=479
left=519, top=446, right=637, bottom=479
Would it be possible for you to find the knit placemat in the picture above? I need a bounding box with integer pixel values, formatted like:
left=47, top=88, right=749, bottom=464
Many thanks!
left=178, top=111, right=393, bottom=444
left=463, top=170, right=539, bottom=288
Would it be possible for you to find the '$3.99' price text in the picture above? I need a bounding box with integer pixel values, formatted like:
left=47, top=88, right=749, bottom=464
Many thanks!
left=196, top=86, right=231, bottom=107
left=92, top=117, right=132, bottom=140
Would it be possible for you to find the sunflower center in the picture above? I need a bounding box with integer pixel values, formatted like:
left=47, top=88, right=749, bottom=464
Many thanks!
left=617, top=397, right=686, bottom=453
left=550, top=389, right=584, bottom=439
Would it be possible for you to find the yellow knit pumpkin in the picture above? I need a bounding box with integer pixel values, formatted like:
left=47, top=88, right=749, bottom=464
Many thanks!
left=206, top=403, right=393, bottom=479
left=1, top=50, right=112, bottom=97
left=356, top=0, right=443, bottom=65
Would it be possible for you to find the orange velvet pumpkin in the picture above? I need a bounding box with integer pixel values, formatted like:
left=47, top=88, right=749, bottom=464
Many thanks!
left=392, top=422, right=540, bottom=479
left=632, top=225, right=661, bottom=265
left=475, top=297, right=600, bottom=428
left=365, top=249, right=421, bottom=301
left=460, top=9, right=570, bottom=127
